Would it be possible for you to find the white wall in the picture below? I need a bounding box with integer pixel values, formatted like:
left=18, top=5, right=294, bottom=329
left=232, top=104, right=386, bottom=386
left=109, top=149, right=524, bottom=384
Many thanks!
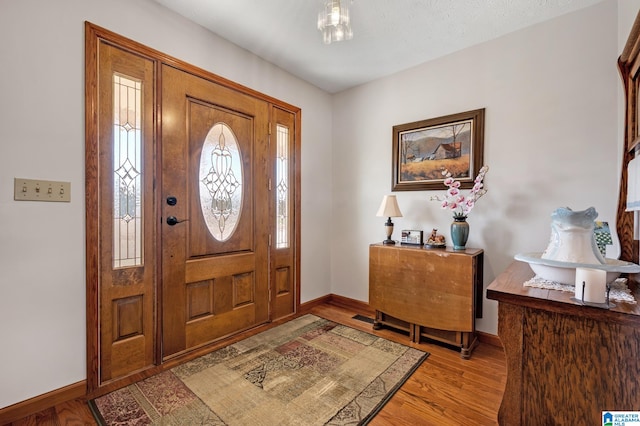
left=0, top=0, right=332, bottom=409
left=619, top=0, right=640, bottom=49
left=330, top=0, right=620, bottom=335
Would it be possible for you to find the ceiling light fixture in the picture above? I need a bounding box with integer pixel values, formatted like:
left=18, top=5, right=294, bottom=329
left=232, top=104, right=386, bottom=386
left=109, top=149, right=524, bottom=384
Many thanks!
left=317, top=0, right=353, bottom=45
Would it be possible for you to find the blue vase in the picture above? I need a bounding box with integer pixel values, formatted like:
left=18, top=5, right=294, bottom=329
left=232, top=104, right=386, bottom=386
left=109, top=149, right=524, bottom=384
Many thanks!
left=451, top=216, right=469, bottom=250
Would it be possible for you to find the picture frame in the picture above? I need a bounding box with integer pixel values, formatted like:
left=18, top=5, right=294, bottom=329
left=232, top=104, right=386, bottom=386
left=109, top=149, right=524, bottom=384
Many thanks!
left=392, top=108, right=485, bottom=191
left=401, top=229, right=423, bottom=245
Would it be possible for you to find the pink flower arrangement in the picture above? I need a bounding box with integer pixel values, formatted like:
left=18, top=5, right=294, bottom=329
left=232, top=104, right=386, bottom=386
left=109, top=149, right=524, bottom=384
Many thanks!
left=430, top=165, right=489, bottom=218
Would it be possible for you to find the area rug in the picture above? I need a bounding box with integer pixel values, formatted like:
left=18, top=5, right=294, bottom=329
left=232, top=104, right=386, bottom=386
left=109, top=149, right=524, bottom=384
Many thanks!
left=89, top=314, right=428, bottom=425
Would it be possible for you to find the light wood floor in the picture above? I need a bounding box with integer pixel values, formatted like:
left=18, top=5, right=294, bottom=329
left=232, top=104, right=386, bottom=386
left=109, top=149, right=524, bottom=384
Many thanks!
left=7, top=301, right=506, bottom=426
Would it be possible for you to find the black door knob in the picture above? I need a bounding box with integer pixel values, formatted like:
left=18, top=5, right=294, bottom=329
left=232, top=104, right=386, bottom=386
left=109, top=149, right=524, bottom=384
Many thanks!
left=166, top=216, right=183, bottom=226
left=166, top=196, right=177, bottom=206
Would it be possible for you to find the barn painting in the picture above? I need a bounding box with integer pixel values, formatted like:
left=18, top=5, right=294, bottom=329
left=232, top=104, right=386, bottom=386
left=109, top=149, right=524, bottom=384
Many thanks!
left=392, top=109, right=485, bottom=191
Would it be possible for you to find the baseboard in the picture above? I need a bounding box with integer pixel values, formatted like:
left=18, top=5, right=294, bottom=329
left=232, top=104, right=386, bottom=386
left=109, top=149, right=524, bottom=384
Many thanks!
left=327, top=294, right=375, bottom=315
left=0, top=380, right=86, bottom=425
left=299, top=294, right=374, bottom=316
left=298, top=294, right=332, bottom=313
left=477, top=330, right=503, bottom=348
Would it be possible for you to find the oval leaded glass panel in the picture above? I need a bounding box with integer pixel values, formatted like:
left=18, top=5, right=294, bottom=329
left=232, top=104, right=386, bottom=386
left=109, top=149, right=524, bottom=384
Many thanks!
left=199, top=122, right=243, bottom=241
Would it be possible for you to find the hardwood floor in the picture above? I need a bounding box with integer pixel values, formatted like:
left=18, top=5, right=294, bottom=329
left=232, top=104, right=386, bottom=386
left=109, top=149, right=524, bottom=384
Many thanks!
left=5, top=301, right=506, bottom=426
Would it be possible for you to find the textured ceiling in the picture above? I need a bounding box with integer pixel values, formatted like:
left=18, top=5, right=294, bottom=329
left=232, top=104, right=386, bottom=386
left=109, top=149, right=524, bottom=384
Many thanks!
left=152, top=0, right=605, bottom=93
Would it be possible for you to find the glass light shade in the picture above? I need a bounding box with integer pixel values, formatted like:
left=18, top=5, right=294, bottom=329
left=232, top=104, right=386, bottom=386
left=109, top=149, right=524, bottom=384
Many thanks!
left=318, top=0, right=353, bottom=44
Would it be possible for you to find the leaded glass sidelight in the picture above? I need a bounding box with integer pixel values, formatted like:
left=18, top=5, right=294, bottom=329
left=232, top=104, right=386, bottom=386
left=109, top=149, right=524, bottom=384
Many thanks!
left=113, top=74, right=143, bottom=268
left=199, top=123, right=243, bottom=241
left=275, top=124, right=290, bottom=249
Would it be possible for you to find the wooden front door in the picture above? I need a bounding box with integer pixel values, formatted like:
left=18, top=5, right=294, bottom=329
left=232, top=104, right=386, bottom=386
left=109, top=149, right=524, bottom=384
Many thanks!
left=160, top=65, right=271, bottom=359
left=87, top=23, right=300, bottom=393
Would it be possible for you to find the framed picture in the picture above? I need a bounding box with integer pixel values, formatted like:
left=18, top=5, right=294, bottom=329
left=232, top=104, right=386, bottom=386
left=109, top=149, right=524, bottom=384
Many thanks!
left=401, top=230, right=423, bottom=245
left=392, top=108, right=485, bottom=191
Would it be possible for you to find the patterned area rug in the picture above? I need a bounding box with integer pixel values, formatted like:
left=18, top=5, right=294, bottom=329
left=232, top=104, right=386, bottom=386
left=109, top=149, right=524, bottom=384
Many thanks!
left=89, top=314, right=428, bottom=425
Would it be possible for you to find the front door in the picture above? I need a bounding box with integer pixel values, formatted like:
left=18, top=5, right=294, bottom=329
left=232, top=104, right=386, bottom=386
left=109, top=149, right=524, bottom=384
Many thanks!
left=87, top=23, right=300, bottom=392
left=161, top=65, right=270, bottom=359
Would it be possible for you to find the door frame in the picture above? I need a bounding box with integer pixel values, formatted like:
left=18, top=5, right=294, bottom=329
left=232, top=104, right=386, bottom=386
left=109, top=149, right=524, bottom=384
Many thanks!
left=85, top=22, right=301, bottom=396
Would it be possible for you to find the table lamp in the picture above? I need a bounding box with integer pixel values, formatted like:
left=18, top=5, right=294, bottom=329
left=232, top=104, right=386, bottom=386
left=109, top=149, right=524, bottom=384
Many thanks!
left=376, top=195, right=403, bottom=245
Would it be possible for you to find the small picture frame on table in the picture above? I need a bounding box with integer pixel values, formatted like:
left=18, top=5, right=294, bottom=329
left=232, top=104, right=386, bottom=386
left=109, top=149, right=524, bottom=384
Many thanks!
left=401, top=230, right=423, bottom=245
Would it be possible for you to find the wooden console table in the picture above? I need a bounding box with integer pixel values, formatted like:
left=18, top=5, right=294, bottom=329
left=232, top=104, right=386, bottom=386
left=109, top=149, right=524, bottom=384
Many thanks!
left=369, top=243, right=483, bottom=359
left=487, top=261, right=640, bottom=425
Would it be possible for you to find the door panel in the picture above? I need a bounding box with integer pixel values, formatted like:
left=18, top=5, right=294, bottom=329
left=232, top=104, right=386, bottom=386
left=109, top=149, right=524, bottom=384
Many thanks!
left=161, top=65, right=270, bottom=359
left=95, top=42, right=156, bottom=383
left=271, top=107, right=297, bottom=320
left=188, top=102, right=253, bottom=255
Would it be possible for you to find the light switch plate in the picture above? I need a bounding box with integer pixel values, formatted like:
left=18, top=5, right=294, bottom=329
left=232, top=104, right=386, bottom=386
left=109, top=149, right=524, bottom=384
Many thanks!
left=14, top=178, right=71, bottom=202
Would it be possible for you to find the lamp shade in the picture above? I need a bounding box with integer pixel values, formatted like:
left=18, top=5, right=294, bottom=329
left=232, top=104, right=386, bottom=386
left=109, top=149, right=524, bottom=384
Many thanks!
left=376, top=195, right=403, bottom=218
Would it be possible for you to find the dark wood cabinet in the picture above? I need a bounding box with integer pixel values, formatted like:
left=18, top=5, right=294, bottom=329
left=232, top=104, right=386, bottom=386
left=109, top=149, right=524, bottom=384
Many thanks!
left=368, top=243, right=483, bottom=358
left=487, top=261, right=640, bottom=425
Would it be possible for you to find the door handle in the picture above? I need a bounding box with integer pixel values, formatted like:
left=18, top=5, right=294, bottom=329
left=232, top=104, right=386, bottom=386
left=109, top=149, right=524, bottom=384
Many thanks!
left=166, top=216, right=187, bottom=226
